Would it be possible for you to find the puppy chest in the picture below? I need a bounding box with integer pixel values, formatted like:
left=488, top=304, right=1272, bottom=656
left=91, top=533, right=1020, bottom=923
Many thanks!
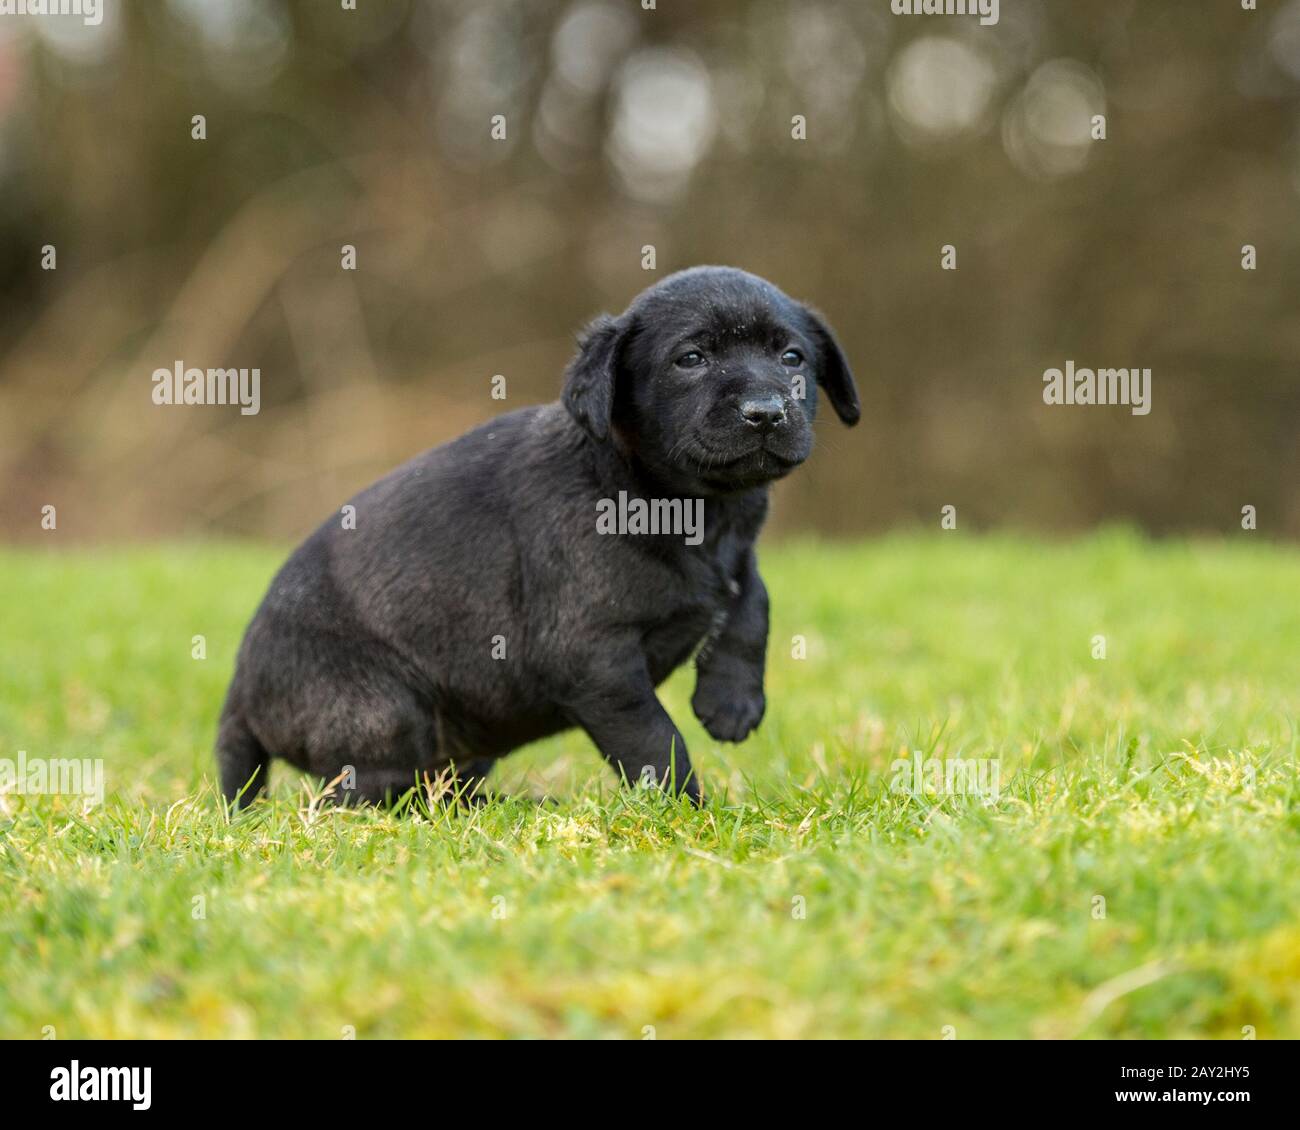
left=641, top=600, right=723, bottom=684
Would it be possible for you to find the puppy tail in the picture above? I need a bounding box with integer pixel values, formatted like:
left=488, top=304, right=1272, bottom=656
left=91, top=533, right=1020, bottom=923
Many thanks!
left=216, top=712, right=270, bottom=810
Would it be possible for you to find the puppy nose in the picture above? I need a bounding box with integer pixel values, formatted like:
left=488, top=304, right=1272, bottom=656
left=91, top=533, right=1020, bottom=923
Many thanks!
left=739, top=394, right=786, bottom=431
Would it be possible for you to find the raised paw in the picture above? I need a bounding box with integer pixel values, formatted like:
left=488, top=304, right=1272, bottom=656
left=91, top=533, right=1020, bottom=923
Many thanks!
left=691, top=679, right=765, bottom=743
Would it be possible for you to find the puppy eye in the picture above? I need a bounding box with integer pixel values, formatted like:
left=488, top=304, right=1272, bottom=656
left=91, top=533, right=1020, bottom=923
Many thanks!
left=675, top=351, right=706, bottom=369
left=780, top=349, right=804, bottom=367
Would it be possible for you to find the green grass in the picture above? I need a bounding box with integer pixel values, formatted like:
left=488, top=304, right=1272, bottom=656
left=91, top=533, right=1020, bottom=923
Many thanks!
left=1, top=531, right=1298, bottom=1039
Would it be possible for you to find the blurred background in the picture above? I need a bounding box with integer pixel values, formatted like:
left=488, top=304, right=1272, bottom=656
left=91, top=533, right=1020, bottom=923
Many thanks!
left=0, top=0, right=1297, bottom=544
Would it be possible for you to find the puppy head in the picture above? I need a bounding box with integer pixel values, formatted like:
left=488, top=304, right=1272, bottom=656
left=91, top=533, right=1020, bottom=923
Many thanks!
left=563, top=266, right=859, bottom=494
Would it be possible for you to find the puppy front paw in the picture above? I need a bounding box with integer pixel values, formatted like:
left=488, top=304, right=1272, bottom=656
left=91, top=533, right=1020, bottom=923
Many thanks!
left=692, top=679, right=765, bottom=743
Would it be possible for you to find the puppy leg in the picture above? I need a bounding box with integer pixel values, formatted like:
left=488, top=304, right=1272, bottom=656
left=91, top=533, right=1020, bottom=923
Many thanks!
left=451, top=757, right=496, bottom=804
left=569, top=660, right=701, bottom=804
left=331, top=762, right=488, bottom=809
left=217, top=712, right=270, bottom=808
left=692, top=552, right=768, bottom=742
left=333, top=766, right=427, bottom=807
left=297, top=667, right=442, bottom=809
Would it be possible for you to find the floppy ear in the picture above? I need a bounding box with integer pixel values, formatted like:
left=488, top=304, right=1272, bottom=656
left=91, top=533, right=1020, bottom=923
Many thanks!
left=562, top=314, right=623, bottom=442
left=803, top=306, right=860, bottom=427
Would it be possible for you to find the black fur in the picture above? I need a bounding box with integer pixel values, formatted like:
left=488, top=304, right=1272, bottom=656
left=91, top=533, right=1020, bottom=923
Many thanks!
left=216, top=267, right=858, bottom=807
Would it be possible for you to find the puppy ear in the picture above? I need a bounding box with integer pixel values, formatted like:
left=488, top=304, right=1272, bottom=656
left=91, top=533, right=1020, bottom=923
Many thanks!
left=562, top=314, right=623, bottom=441
left=803, top=306, right=860, bottom=427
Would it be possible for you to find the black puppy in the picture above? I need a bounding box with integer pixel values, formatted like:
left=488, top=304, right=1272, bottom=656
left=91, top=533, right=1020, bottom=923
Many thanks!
left=216, top=266, right=858, bottom=807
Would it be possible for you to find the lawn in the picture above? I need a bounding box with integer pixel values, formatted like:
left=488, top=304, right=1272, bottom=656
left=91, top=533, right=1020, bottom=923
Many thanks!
left=1, top=531, right=1297, bottom=1039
